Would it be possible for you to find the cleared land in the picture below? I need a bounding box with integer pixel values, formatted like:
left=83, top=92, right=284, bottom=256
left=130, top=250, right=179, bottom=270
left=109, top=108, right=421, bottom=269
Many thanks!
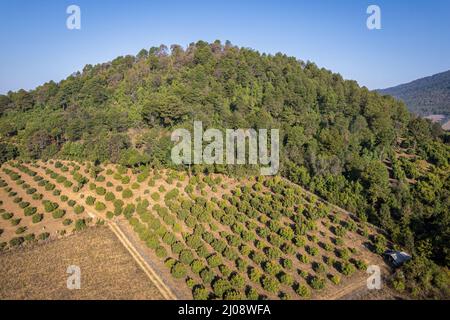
left=0, top=160, right=393, bottom=300
left=0, top=226, right=164, bottom=299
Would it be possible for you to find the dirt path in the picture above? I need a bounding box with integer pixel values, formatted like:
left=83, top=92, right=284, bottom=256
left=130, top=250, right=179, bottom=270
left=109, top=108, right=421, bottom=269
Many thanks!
left=320, top=276, right=367, bottom=300
left=107, top=220, right=177, bottom=300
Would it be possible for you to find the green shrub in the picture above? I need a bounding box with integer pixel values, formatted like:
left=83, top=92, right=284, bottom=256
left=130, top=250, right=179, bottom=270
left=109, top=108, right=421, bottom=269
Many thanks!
left=151, top=192, right=160, bottom=201
left=310, top=276, right=326, bottom=290
left=155, top=246, right=167, bottom=258
left=43, top=200, right=58, bottom=212
left=24, top=206, right=37, bottom=216
left=373, top=235, right=387, bottom=254
left=24, top=233, right=35, bottom=242
left=279, top=272, right=294, bottom=286
left=52, top=209, right=66, bottom=219
left=10, top=237, right=24, bottom=246
left=32, top=193, right=43, bottom=200
left=331, top=275, right=341, bottom=285
left=212, top=279, right=232, bottom=298
left=96, top=186, right=106, bottom=196
left=131, top=182, right=140, bottom=190
left=340, top=261, right=356, bottom=276
left=229, top=273, right=245, bottom=289
left=95, top=201, right=106, bottom=211
left=179, top=249, right=195, bottom=265
left=162, top=232, right=176, bottom=245
left=295, top=284, right=310, bottom=298
left=307, top=246, right=319, bottom=256
left=192, top=286, right=209, bottom=300
left=45, top=183, right=55, bottom=191
left=113, top=199, right=124, bottom=208
left=261, top=275, right=279, bottom=293
left=246, top=287, right=259, bottom=300
left=74, top=219, right=87, bottom=231
left=171, top=262, right=187, bottom=278
left=122, top=189, right=133, bottom=199
left=281, top=258, right=293, bottom=270
left=263, top=260, right=281, bottom=276
left=123, top=204, right=135, bottom=218
left=337, top=248, right=351, bottom=260
left=145, top=233, right=159, bottom=249
left=74, top=205, right=84, bottom=214
left=26, top=188, right=37, bottom=195
left=114, top=206, right=122, bottom=216
left=11, top=218, right=21, bottom=226
left=222, top=288, right=243, bottom=300
left=15, top=226, right=27, bottom=234
left=313, top=262, right=326, bottom=274
left=355, top=259, right=368, bottom=270
left=190, top=260, right=204, bottom=274
left=39, top=232, right=50, bottom=240
left=200, top=268, right=215, bottom=284
left=19, top=201, right=30, bottom=209
left=64, top=180, right=73, bottom=188
left=2, top=212, right=13, bottom=220
left=32, top=214, right=43, bottom=224
left=207, top=253, right=222, bottom=268
left=63, top=218, right=73, bottom=226
left=165, top=188, right=179, bottom=201
left=86, top=196, right=96, bottom=206
left=168, top=240, right=183, bottom=253
left=105, top=192, right=115, bottom=201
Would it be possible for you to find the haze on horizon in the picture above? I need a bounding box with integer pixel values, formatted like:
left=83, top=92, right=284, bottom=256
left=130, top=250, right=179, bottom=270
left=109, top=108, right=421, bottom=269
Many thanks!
left=0, top=0, right=449, bottom=94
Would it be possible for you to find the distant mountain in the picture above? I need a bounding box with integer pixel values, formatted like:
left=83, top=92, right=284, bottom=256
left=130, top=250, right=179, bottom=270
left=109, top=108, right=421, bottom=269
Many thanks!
left=378, top=70, right=450, bottom=121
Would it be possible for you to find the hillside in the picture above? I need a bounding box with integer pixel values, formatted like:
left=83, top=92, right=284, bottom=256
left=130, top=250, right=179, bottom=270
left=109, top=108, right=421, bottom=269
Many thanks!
left=0, top=41, right=449, bottom=299
left=0, top=159, right=391, bottom=300
left=378, top=70, right=450, bottom=121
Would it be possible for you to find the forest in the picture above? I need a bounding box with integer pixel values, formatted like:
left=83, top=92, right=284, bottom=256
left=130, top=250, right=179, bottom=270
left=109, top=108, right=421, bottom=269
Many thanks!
left=378, top=70, right=450, bottom=119
left=0, top=40, right=448, bottom=298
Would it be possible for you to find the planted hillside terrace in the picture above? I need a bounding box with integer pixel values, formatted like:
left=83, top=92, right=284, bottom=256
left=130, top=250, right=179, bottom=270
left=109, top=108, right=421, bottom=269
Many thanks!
left=0, top=159, right=390, bottom=300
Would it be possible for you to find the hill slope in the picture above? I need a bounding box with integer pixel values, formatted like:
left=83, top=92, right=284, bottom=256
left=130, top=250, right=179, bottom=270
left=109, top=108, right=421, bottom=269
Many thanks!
left=0, top=159, right=390, bottom=300
left=0, top=41, right=449, bottom=298
left=378, top=70, right=450, bottom=120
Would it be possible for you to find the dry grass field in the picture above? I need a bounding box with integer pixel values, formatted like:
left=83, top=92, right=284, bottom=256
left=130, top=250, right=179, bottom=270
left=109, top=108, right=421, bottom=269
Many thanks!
left=0, top=226, right=164, bottom=299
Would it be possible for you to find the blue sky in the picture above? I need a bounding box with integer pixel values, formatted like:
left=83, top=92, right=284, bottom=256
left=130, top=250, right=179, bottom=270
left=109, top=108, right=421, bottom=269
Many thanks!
left=0, top=0, right=449, bottom=93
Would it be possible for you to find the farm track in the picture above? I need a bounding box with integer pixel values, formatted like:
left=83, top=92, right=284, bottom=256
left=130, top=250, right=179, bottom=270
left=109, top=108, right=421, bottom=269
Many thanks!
left=107, top=220, right=178, bottom=300
left=320, top=277, right=367, bottom=300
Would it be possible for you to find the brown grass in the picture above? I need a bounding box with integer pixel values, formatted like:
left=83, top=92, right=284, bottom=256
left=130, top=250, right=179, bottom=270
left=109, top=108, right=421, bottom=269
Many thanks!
left=0, top=226, right=164, bottom=299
